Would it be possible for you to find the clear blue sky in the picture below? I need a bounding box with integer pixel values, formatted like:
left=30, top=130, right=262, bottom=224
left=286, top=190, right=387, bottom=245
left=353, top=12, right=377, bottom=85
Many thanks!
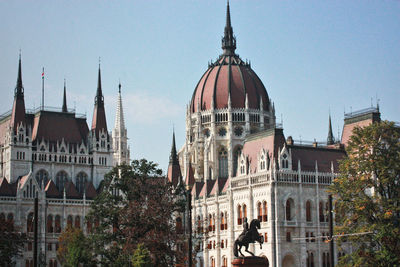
left=1, top=1, right=399, bottom=172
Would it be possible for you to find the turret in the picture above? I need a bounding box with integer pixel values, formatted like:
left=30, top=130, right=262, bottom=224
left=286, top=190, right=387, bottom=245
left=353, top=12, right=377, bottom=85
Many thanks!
left=10, top=54, right=26, bottom=132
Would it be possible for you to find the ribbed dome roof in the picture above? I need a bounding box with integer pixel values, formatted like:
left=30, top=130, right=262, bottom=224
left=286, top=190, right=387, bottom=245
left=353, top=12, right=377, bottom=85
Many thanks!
left=190, top=2, right=270, bottom=113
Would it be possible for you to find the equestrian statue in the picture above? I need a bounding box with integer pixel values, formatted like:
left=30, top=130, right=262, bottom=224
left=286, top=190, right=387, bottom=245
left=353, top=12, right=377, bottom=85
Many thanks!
left=233, top=217, right=264, bottom=257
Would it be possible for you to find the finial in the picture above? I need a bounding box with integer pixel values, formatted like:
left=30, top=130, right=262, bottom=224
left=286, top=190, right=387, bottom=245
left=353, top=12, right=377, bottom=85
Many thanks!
left=118, top=79, right=121, bottom=93
left=221, top=0, right=236, bottom=55
left=99, top=57, right=101, bottom=68
left=62, top=78, right=68, bottom=112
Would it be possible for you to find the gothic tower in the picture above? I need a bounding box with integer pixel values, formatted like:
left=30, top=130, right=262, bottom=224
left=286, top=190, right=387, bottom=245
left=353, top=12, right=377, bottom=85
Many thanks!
left=112, top=82, right=130, bottom=165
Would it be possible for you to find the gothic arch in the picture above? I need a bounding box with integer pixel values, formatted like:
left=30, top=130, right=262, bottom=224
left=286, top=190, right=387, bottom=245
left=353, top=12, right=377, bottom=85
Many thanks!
left=55, top=171, right=69, bottom=192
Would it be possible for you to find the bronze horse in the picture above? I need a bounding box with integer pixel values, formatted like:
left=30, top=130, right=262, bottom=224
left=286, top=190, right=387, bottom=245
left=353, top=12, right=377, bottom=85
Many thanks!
left=234, top=219, right=264, bottom=257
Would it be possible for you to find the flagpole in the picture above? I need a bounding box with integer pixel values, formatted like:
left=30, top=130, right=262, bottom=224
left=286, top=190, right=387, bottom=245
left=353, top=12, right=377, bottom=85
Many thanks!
left=41, top=67, right=44, bottom=110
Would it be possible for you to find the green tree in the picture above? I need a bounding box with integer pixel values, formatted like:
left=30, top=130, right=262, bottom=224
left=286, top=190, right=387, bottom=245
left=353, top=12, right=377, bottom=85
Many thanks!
left=57, top=226, right=93, bottom=267
left=331, top=121, right=400, bottom=267
left=86, top=159, right=186, bottom=266
left=0, top=218, right=26, bottom=266
left=131, top=243, right=153, bottom=267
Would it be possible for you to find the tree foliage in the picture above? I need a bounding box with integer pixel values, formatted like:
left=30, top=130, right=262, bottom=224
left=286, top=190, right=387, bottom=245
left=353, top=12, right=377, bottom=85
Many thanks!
left=57, top=226, right=93, bottom=267
left=0, top=217, right=26, bottom=266
left=331, top=121, right=400, bottom=266
left=131, top=243, right=153, bottom=267
left=86, top=159, right=186, bottom=266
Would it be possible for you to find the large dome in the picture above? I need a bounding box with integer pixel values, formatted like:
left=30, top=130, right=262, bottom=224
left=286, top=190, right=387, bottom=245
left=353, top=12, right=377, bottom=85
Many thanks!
left=190, top=2, right=270, bottom=113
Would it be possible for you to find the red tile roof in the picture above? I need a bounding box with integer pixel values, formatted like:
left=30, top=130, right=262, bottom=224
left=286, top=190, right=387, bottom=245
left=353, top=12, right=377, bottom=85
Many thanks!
left=0, top=178, right=15, bottom=197
left=290, top=146, right=346, bottom=172
left=185, top=162, right=195, bottom=188
left=191, top=55, right=270, bottom=112
left=45, top=180, right=61, bottom=198
left=32, top=111, right=89, bottom=144
left=84, top=182, right=97, bottom=199
left=64, top=181, right=80, bottom=199
left=241, top=128, right=286, bottom=174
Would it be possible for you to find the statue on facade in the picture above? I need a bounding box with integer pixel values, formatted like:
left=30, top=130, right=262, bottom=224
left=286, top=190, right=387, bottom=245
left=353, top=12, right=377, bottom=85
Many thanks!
left=233, top=218, right=264, bottom=257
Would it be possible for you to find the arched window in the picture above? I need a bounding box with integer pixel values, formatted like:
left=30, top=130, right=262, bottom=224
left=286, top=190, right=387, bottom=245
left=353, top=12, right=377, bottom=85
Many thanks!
left=74, top=216, right=81, bottom=229
left=218, top=147, right=228, bottom=178
left=27, top=212, right=34, bottom=232
left=257, top=202, right=262, bottom=221
left=222, top=256, right=228, bottom=267
left=237, top=205, right=242, bottom=225
left=47, top=215, right=53, bottom=233
left=263, top=201, right=268, bottom=222
left=286, top=199, right=293, bottom=221
left=67, top=215, right=73, bottom=227
left=197, top=215, right=202, bottom=233
left=243, top=204, right=247, bottom=219
left=220, top=212, right=225, bottom=230
left=224, top=212, right=228, bottom=229
left=7, top=213, right=14, bottom=230
left=306, top=200, right=312, bottom=222
left=75, top=172, right=88, bottom=194
left=55, top=171, right=68, bottom=192
left=209, top=214, right=213, bottom=232
left=319, top=202, right=324, bottom=222
left=233, top=146, right=242, bottom=177
left=176, top=217, right=183, bottom=234
left=35, top=169, right=49, bottom=189
left=210, top=257, right=215, bottom=267
left=55, top=215, right=61, bottom=233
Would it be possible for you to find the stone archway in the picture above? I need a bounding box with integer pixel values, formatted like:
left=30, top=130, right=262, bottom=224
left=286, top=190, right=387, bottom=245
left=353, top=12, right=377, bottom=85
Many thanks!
left=282, top=254, right=296, bottom=267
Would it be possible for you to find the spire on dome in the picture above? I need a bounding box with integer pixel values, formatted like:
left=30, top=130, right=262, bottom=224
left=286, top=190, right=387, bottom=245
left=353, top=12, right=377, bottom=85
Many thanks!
left=91, top=64, right=108, bottom=135
left=222, top=0, right=236, bottom=55
left=62, top=79, right=68, bottom=112
left=167, top=130, right=182, bottom=186
left=11, top=54, right=26, bottom=131
left=327, top=114, right=335, bottom=145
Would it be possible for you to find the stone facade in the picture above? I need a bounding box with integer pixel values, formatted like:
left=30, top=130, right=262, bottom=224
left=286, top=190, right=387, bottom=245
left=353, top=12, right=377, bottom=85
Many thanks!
left=0, top=58, right=130, bottom=266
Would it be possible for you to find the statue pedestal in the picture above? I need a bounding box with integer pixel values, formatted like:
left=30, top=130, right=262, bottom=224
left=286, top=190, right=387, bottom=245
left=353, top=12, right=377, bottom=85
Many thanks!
left=232, top=256, right=269, bottom=267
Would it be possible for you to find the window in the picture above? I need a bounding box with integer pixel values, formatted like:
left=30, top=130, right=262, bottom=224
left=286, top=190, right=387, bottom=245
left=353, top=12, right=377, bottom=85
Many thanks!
left=306, top=200, right=312, bottom=222
left=222, top=256, right=228, bottom=267
left=220, top=212, right=225, bottom=230
left=48, top=243, right=52, bottom=251
left=286, top=231, right=291, bottom=242
left=319, top=202, right=325, bottom=222
left=264, top=232, right=268, bottom=242
left=7, top=213, right=14, bottom=230
left=55, top=215, right=61, bottom=233
left=233, top=146, right=242, bottom=177
left=176, top=217, right=183, bottom=234
left=67, top=215, right=73, bottom=227
left=74, top=216, right=81, bottom=229
left=55, top=171, right=68, bottom=192
left=237, top=205, right=242, bottom=225
left=218, top=147, right=228, bottom=178
left=75, top=172, right=88, bottom=194
left=257, top=202, right=262, bottom=221
left=263, top=201, right=268, bottom=222
left=307, top=251, right=315, bottom=267
left=286, top=199, right=293, bottom=221
left=197, top=216, right=202, bottom=233
left=243, top=204, right=247, bottom=219
left=47, top=215, right=53, bottom=233
left=210, top=257, right=215, bottom=267
left=27, top=213, right=34, bottom=232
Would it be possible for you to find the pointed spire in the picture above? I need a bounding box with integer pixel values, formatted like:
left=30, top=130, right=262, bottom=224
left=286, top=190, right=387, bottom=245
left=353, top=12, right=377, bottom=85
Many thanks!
left=167, top=130, right=182, bottom=186
left=62, top=79, right=68, bottom=112
left=327, top=114, right=335, bottom=145
left=91, top=63, right=108, bottom=135
left=169, top=130, right=179, bottom=165
left=95, top=64, right=104, bottom=106
left=11, top=54, right=26, bottom=131
left=15, top=53, right=24, bottom=98
left=221, top=0, right=236, bottom=55
left=114, top=81, right=126, bottom=133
